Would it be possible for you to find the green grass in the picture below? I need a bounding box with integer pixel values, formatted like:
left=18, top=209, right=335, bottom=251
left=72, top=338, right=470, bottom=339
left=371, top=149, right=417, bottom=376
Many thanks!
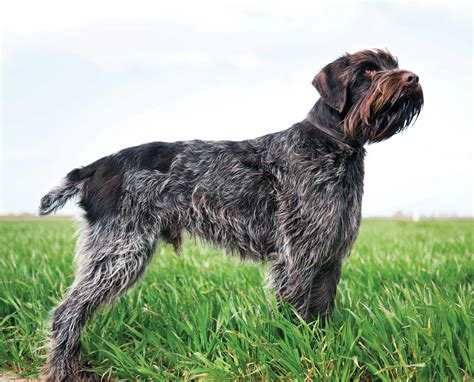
left=0, top=220, right=472, bottom=381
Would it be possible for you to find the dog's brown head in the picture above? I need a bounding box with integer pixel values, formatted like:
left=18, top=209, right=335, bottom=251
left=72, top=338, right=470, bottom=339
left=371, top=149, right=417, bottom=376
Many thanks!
left=313, top=49, right=423, bottom=143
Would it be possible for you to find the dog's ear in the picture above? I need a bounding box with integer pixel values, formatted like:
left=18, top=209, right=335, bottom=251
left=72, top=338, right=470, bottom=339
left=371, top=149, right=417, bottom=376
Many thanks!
left=312, top=57, right=348, bottom=113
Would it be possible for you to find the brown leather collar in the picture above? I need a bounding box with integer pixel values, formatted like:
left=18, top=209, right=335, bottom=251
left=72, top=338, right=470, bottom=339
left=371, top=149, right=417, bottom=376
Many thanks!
left=306, top=111, right=363, bottom=149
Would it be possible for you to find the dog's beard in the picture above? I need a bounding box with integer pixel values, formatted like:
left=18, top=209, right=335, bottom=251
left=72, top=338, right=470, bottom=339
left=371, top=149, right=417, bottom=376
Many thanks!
left=344, top=73, right=424, bottom=143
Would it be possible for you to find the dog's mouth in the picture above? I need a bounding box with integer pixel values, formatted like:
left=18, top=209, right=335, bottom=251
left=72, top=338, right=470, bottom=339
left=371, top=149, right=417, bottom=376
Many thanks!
left=380, top=81, right=423, bottom=110
left=371, top=83, right=423, bottom=140
left=344, top=76, right=424, bottom=143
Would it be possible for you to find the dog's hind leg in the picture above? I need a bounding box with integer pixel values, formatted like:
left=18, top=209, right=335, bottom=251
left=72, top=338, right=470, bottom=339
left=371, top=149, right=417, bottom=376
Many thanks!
left=46, top=221, right=158, bottom=382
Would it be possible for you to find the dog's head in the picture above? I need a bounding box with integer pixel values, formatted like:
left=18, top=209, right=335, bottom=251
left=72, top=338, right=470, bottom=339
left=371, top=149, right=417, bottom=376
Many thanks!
left=313, top=49, right=423, bottom=143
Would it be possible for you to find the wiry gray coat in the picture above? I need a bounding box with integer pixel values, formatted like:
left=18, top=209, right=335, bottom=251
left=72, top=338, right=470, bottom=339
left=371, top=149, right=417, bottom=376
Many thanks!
left=39, top=49, right=423, bottom=381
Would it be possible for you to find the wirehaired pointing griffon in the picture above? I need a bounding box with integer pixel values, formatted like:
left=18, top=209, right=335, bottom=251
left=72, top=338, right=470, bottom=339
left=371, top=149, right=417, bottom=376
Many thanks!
left=40, top=49, right=423, bottom=381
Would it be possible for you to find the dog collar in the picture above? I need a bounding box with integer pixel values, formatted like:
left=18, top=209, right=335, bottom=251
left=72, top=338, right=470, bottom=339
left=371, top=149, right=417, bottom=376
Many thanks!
left=306, top=111, right=363, bottom=149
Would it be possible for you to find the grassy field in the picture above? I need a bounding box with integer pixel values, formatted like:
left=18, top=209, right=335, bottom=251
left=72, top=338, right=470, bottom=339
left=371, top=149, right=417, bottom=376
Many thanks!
left=0, top=220, right=472, bottom=381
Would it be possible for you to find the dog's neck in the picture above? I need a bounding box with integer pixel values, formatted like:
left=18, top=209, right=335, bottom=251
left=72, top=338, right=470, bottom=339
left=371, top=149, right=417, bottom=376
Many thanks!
left=306, top=100, right=363, bottom=149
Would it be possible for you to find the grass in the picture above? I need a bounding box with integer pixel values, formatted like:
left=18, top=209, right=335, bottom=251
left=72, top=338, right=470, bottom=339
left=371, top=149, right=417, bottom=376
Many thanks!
left=0, top=219, right=472, bottom=381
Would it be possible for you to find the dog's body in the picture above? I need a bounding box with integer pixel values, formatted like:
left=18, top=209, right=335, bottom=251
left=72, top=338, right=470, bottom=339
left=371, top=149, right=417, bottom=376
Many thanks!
left=40, top=49, right=423, bottom=381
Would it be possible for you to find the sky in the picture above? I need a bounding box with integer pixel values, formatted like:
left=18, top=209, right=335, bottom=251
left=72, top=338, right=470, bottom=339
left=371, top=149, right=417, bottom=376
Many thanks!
left=1, top=0, right=472, bottom=217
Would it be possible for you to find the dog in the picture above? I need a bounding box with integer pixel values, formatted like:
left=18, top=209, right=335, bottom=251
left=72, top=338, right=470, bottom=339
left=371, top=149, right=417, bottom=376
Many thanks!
left=39, top=49, right=423, bottom=381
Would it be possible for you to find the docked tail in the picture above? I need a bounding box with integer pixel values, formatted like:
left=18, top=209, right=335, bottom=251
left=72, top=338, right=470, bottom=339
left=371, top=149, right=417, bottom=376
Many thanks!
left=39, top=165, right=97, bottom=215
left=38, top=180, right=81, bottom=215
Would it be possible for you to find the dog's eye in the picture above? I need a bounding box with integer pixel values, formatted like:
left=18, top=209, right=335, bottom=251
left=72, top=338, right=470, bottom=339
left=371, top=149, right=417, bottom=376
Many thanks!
left=363, top=67, right=377, bottom=77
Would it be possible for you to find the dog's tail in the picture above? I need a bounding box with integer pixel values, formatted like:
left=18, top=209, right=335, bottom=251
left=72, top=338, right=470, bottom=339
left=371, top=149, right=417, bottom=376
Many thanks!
left=39, top=164, right=96, bottom=215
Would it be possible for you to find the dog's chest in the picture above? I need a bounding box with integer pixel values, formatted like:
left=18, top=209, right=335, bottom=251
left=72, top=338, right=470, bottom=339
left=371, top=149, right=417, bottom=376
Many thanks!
left=271, top=147, right=365, bottom=254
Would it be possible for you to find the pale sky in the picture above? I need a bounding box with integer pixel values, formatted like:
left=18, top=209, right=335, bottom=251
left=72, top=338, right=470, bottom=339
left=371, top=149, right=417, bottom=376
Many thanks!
left=1, top=0, right=472, bottom=216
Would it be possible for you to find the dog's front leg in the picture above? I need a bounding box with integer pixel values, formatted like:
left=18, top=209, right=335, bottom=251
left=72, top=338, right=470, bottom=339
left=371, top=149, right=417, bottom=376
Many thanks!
left=303, top=258, right=342, bottom=323
left=270, top=254, right=342, bottom=323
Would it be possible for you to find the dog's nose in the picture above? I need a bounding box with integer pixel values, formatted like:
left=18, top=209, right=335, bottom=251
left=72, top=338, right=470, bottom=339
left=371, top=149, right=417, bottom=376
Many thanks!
left=402, top=71, right=419, bottom=85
